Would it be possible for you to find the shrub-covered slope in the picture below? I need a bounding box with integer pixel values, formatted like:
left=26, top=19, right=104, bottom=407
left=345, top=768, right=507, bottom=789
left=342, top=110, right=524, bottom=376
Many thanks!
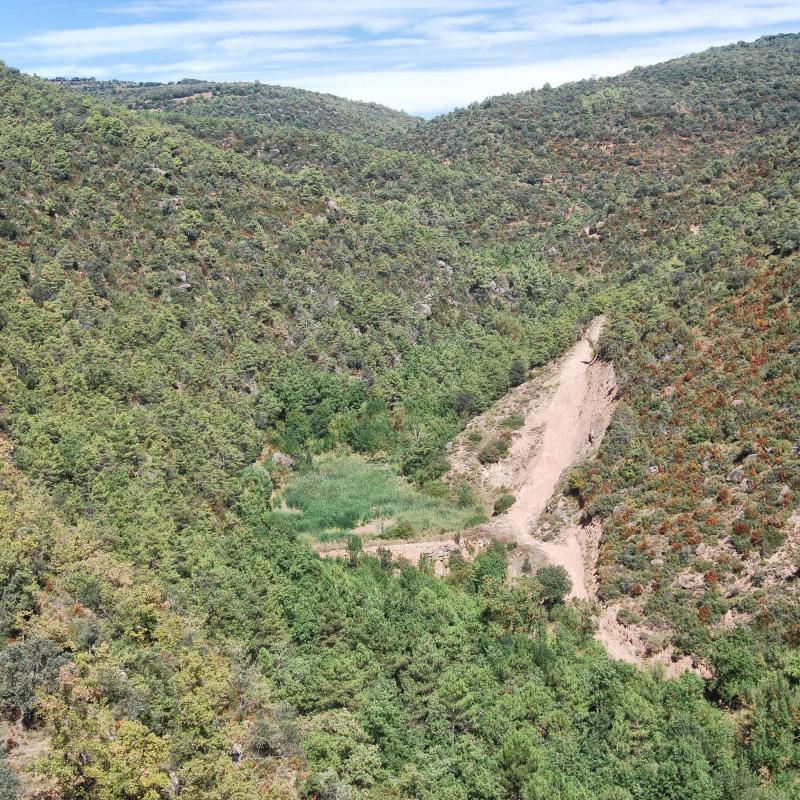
left=408, top=34, right=800, bottom=649
left=1, top=34, right=799, bottom=799
left=58, top=77, right=421, bottom=139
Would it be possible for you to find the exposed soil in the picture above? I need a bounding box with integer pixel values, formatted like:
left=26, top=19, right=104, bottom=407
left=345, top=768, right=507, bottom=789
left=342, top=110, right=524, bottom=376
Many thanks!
left=173, top=91, right=213, bottom=104
left=317, top=534, right=492, bottom=576
left=484, top=316, right=616, bottom=576
left=1, top=722, right=55, bottom=798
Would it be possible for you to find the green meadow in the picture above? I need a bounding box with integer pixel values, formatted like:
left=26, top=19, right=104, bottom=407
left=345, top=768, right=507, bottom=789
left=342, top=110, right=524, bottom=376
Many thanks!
left=273, top=453, right=485, bottom=541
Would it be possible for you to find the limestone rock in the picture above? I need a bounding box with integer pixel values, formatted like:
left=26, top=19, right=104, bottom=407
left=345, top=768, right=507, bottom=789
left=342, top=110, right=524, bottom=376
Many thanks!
left=272, top=451, right=295, bottom=469
left=727, top=467, right=745, bottom=484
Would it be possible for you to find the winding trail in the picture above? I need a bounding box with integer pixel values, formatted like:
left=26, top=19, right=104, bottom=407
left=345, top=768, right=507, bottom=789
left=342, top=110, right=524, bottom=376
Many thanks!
left=490, top=316, right=615, bottom=599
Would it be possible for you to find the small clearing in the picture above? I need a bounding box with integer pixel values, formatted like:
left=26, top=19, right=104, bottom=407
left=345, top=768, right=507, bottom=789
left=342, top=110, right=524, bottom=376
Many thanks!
left=277, top=453, right=484, bottom=543
left=173, top=91, right=213, bottom=104
left=1, top=723, right=55, bottom=798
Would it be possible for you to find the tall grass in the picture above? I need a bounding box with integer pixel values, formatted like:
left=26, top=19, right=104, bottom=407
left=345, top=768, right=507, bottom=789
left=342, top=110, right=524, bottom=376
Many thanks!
left=273, top=453, right=484, bottom=540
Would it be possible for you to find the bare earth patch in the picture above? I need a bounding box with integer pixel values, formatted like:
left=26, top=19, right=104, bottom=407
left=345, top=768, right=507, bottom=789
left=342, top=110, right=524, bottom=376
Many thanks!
left=173, top=91, right=213, bottom=104
left=1, top=722, right=55, bottom=798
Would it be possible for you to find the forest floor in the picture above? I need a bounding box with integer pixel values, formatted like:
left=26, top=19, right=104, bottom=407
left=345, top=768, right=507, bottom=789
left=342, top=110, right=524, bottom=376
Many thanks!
left=1, top=722, right=55, bottom=798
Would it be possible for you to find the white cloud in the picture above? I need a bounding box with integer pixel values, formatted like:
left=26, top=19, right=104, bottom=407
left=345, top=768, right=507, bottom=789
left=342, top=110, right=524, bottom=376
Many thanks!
left=20, top=0, right=797, bottom=60
left=527, top=0, right=800, bottom=37
left=7, top=0, right=800, bottom=113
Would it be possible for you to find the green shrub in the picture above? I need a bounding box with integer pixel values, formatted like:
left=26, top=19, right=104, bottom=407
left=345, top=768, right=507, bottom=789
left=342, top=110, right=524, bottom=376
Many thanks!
left=587, top=492, right=623, bottom=518
left=0, top=637, right=67, bottom=727
left=383, top=520, right=415, bottom=539
left=0, top=758, right=20, bottom=800
left=536, top=565, right=572, bottom=607
left=457, top=482, right=476, bottom=508
left=509, top=358, right=526, bottom=387
left=250, top=705, right=302, bottom=758
left=493, top=493, right=516, bottom=516
left=478, top=437, right=510, bottom=464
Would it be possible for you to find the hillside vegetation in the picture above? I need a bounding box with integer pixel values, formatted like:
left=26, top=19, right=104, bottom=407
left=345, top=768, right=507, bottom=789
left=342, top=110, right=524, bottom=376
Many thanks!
left=0, top=34, right=798, bottom=799
left=65, top=77, right=421, bottom=139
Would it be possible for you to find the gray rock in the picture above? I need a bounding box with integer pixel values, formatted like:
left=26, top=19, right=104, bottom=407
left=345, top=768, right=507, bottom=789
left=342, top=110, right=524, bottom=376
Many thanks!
left=651, top=557, right=665, bottom=566
left=678, top=573, right=701, bottom=590
left=741, top=478, right=753, bottom=493
left=696, top=543, right=708, bottom=556
left=727, top=467, right=745, bottom=484
left=271, top=451, right=295, bottom=469
left=417, top=302, right=432, bottom=318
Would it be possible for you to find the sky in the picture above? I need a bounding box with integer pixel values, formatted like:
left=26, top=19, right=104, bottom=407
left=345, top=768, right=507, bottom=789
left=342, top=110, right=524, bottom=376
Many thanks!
left=3, top=1, right=800, bottom=116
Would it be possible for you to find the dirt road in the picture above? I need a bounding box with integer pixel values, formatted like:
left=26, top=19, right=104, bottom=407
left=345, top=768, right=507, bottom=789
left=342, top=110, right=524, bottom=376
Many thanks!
left=491, top=316, right=616, bottom=594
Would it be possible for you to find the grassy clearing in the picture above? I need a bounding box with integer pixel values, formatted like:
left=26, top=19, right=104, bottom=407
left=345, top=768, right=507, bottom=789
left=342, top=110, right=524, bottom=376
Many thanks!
left=273, top=453, right=485, bottom=541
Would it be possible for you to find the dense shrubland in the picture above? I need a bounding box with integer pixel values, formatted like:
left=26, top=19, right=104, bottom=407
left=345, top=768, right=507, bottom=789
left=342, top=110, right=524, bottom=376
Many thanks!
left=72, top=77, right=420, bottom=138
left=0, top=33, right=799, bottom=798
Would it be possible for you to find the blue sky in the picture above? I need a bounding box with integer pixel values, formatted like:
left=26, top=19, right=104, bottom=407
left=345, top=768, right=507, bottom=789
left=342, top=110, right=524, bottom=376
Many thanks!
left=3, top=1, right=800, bottom=115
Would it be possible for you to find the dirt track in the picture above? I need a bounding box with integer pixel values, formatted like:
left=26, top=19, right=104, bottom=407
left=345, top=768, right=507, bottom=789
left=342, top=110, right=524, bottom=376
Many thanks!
left=488, top=316, right=616, bottom=592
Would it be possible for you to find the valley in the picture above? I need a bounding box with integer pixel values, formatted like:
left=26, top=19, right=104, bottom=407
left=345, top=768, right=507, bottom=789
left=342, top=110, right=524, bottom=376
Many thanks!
left=0, top=32, right=798, bottom=800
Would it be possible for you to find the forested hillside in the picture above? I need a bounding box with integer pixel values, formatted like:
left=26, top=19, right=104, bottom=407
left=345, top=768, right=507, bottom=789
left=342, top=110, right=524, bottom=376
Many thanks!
left=63, top=77, right=420, bottom=139
left=409, top=34, right=800, bottom=657
left=0, top=34, right=798, bottom=799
